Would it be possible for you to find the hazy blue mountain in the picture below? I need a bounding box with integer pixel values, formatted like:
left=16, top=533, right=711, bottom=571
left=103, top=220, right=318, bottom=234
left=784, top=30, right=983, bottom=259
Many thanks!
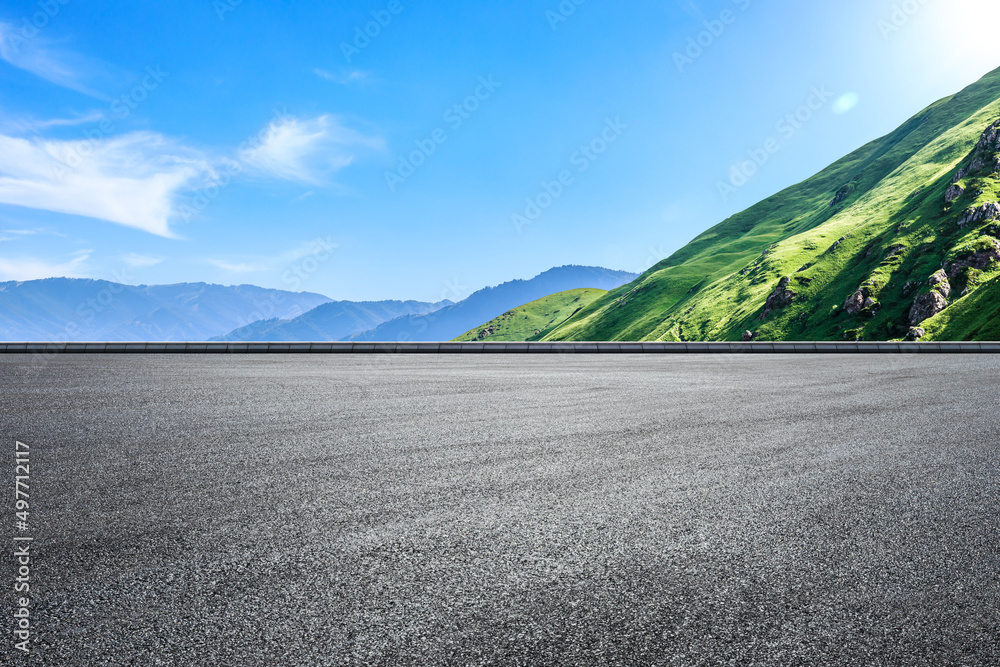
left=214, top=299, right=453, bottom=342
left=350, top=265, right=639, bottom=342
left=0, top=279, right=332, bottom=341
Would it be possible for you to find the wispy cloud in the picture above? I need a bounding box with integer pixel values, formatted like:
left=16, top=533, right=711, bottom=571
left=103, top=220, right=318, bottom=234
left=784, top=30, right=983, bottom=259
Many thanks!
left=123, top=253, right=163, bottom=268
left=314, top=69, right=368, bottom=85
left=205, top=259, right=262, bottom=274
left=0, top=131, right=212, bottom=237
left=0, top=21, right=111, bottom=98
left=206, top=237, right=338, bottom=274
left=0, top=249, right=90, bottom=281
left=278, top=238, right=339, bottom=263
left=0, top=112, right=105, bottom=134
left=0, top=112, right=378, bottom=235
left=239, top=114, right=383, bottom=185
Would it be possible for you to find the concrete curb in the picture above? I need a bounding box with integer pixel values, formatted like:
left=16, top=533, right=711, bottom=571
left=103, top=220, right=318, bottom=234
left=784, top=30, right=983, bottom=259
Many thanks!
left=1, top=342, right=998, bottom=354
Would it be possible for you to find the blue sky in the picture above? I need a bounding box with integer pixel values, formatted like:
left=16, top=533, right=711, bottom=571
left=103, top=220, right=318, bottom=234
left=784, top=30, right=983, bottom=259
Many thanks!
left=1, top=0, right=999, bottom=302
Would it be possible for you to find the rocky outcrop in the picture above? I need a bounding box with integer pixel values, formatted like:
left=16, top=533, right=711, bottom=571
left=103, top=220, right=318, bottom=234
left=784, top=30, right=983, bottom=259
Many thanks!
left=945, top=183, right=965, bottom=204
left=957, top=201, right=1000, bottom=227
left=968, top=119, right=1000, bottom=172
left=843, top=288, right=876, bottom=315
left=906, top=327, right=926, bottom=341
left=908, top=290, right=947, bottom=326
left=945, top=120, right=1000, bottom=204
left=907, top=269, right=953, bottom=326
left=950, top=119, right=1000, bottom=181
left=742, top=330, right=756, bottom=342
left=946, top=236, right=1000, bottom=278
left=830, top=184, right=851, bottom=208
left=759, top=277, right=796, bottom=320
left=884, top=244, right=907, bottom=260
left=827, top=235, right=850, bottom=253
left=928, top=269, right=951, bottom=298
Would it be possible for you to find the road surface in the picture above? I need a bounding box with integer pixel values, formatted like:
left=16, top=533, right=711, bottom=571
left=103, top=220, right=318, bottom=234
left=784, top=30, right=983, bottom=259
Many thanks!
left=1, top=354, right=998, bottom=665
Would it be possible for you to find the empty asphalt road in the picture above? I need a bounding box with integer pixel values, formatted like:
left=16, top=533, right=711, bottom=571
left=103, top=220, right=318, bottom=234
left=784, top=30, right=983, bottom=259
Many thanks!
left=1, top=354, right=998, bottom=665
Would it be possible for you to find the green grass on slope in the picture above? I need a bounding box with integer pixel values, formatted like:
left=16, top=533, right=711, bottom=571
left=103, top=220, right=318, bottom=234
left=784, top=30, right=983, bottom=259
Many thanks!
left=921, top=274, right=1000, bottom=341
left=543, top=65, right=1000, bottom=342
left=662, top=104, right=1000, bottom=343
left=453, top=289, right=606, bottom=342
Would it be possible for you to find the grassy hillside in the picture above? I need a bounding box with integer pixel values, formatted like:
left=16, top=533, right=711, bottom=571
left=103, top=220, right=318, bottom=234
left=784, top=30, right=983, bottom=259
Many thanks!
left=537, top=66, right=1000, bottom=342
left=454, top=289, right=605, bottom=342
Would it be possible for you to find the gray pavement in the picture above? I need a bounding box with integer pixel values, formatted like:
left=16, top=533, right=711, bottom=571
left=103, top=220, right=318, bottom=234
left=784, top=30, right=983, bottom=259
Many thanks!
left=1, top=354, right=998, bottom=665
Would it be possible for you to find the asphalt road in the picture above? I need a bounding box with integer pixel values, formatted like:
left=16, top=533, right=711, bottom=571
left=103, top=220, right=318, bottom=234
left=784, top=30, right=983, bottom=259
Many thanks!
left=1, top=354, right=998, bottom=665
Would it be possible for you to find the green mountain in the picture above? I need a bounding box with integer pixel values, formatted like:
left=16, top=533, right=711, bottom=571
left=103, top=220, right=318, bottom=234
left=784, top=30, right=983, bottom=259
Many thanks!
left=535, top=66, right=1000, bottom=342
left=454, top=289, right=606, bottom=342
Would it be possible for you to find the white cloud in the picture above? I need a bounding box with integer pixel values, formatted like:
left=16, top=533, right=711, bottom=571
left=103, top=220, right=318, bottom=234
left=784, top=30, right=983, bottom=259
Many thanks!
left=0, top=131, right=212, bottom=237
left=206, top=237, right=338, bottom=274
left=206, top=259, right=262, bottom=274
left=239, top=114, right=383, bottom=185
left=0, top=250, right=90, bottom=281
left=123, top=253, right=162, bottom=268
left=0, top=21, right=109, bottom=98
left=278, top=237, right=339, bottom=263
left=0, top=112, right=106, bottom=135
left=314, top=69, right=368, bottom=85
left=0, top=112, right=378, bottom=235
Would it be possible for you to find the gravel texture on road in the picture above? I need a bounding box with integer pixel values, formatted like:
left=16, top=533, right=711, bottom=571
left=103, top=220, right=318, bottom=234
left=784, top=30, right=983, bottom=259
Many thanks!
left=1, top=354, right=998, bottom=665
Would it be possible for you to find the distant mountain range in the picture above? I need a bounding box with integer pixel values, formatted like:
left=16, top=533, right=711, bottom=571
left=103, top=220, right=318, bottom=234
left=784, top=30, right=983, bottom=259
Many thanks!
left=0, top=279, right=333, bottom=341
left=0, top=265, right=636, bottom=342
left=348, top=266, right=638, bottom=342
left=214, top=300, right=452, bottom=342
left=214, top=265, right=636, bottom=342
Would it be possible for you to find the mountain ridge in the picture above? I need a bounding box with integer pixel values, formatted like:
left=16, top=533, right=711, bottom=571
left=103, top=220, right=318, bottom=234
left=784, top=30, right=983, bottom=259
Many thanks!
left=350, top=265, right=638, bottom=342
left=0, top=278, right=334, bottom=341
left=213, top=299, right=453, bottom=342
